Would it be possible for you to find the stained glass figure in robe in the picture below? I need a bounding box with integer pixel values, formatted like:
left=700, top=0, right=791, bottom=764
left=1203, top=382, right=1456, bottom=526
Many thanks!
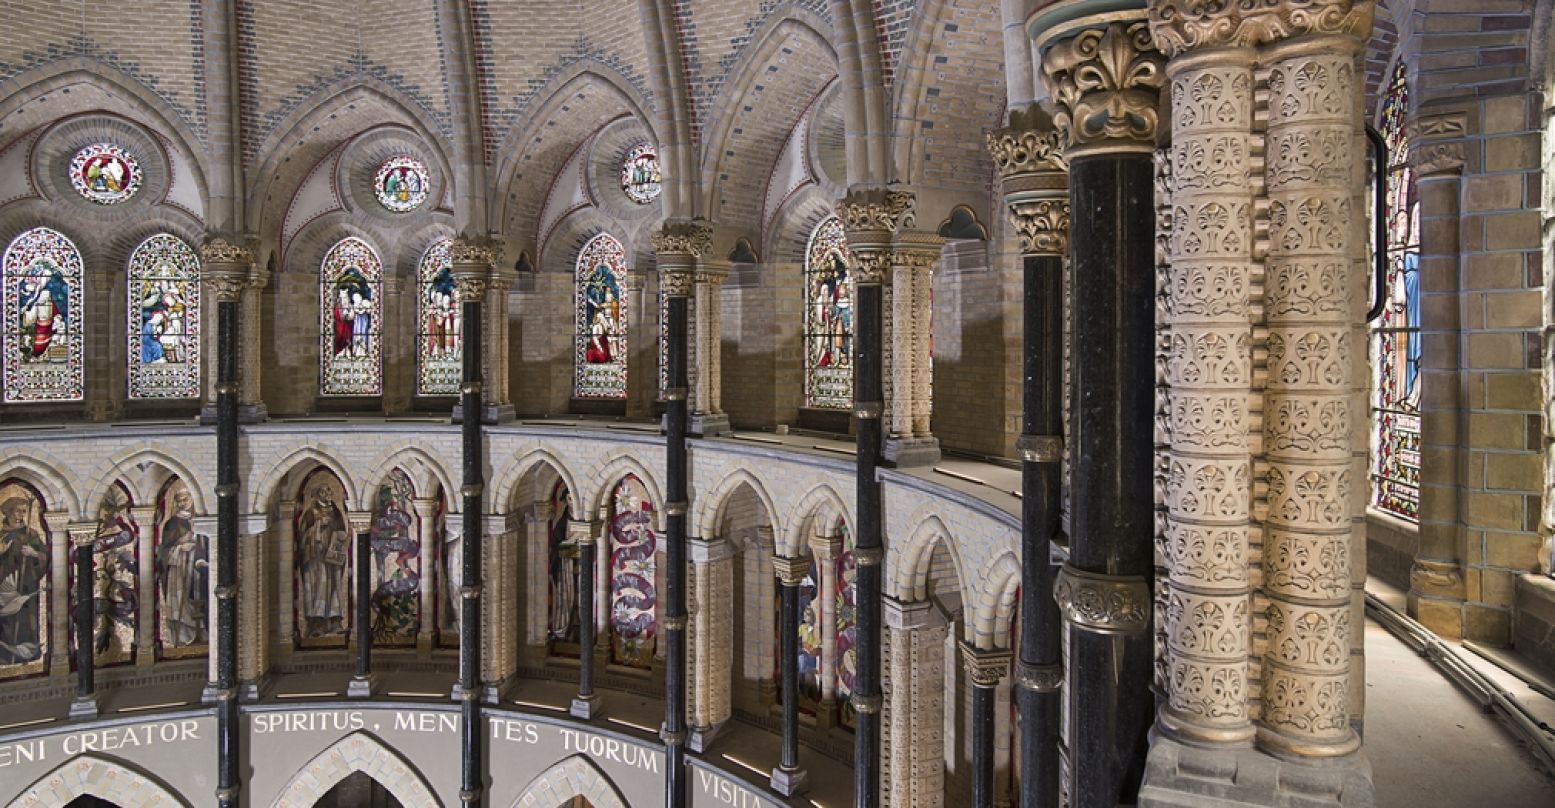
left=70, top=143, right=141, bottom=205
left=804, top=217, right=853, bottom=410
left=319, top=237, right=383, bottom=396
left=370, top=469, right=420, bottom=645
left=71, top=482, right=137, bottom=666
left=3, top=227, right=84, bottom=402
left=417, top=238, right=461, bottom=395
left=155, top=477, right=208, bottom=657
left=374, top=156, right=430, bottom=213
left=295, top=470, right=351, bottom=647
left=621, top=143, right=662, bottom=204
left=127, top=234, right=201, bottom=399
left=0, top=479, right=49, bottom=678
left=575, top=233, right=629, bottom=399
left=835, top=523, right=857, bottom=728
left=547, top=482, right=579, bottom=648
left=1371, top=60, right=1422, bottom=522
left=609, top=475, right=657, bottom=668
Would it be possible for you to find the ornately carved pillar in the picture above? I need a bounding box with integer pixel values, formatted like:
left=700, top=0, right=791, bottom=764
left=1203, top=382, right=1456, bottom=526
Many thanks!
left=483, top=265, right=516, bottom=422
left=691, top=264, right=731, bottom=436
left=413, top=498, right=440, bottom=655
left=771, top=553, right=812, bottom=796
left=453, top=241, right=512, bottom=424
left=963, top=642, right=1013, bottom=808
left=200, top=239, right=265, bottom=423
left=884, top=227, right=945, bottom=468
left=688, top=535, right=734, bottom=751
left=1032, top=9, right=1163, bottom=807
left=883, top=597, right=946, bottom=808
left=988, top=104, right=1068, bottom=808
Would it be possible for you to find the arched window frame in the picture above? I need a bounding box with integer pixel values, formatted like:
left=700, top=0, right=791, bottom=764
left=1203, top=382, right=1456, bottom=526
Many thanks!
left=803, top=216, right=854, bottom=410
left=3, top=227, right=85, bottom=403
left=126, top=233, right=201, bottom=400
left=574, top=233, right=629, bottom=399
left=319, top=236, right=384, bottom=396
left=415, top=238, right=461, bottom=396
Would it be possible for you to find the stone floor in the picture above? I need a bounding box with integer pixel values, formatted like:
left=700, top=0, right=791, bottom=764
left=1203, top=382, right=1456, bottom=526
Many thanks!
left=1365, top=616, right=1555, bottom=808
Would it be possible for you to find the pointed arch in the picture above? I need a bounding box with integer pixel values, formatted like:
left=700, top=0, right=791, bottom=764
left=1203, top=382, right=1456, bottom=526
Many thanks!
left=269, top=731, right=440, bottom=808
left=360, top=446, right=456, bottom=511
left=8, top=753, right=191, bottom=807
left=584, top=452, right=664, bottom=528
left=491, top=448, right=584, bottom=518
left=81, top=447, right=212, bottom=520
left=249, top=445, right=360, bottom=513
left=0, top=451, right=80, bottom=518
left=782, top=482, right=852, bottom=558
left=969, top=550, right=1021, bottom=648
left=510, top=753, right=629, bottom=808
left=694, top=468, right=782, bottom=542
left=886, top=511, right=967, bottom=605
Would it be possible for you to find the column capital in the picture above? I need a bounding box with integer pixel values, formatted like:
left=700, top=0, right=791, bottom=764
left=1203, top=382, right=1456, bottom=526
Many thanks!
left=989, top=105, right=1071, bottom=257
left=567, top=519, right=597, bottom=546
left=808, top=533, right=842, bottom=561
left=772, top=554, right=813, bottom=586
left=1055, top=564, right=1151, bottom=635
left=837, top=188, right=916, bottom=242
left=200, top=236, right=253, bottom=303
left=1148, top=0, right=1373, bottom=58
left=65, top=522, right=97, bottom=546
left=959, top=641, right=1012, bottom=688
left=882, top=596, right=932, bottom=630
left=1034, top=14, right=1165, bottom=157
left=199, top=236, right=254, bottom=268
left=347, top=512, right=373, bottom=535
left=688, top=536, right=735, bottom=564
left=450, top=237, right=502, bottom=299
left=650, top=219, right=714, bottom=260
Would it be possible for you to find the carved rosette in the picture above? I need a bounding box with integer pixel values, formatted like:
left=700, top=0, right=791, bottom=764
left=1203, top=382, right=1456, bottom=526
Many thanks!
left=200, top=237, right=254, bottom=303
left=958, top=642, right=1012, bottom=689
left=1040, top=19, right=1166, bottom=156
left=1148, top=0, right=1375, bottom=58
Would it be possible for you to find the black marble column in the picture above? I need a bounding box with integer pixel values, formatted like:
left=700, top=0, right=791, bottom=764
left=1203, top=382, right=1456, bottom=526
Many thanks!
left=458, top=291, right=484, bottom=806
left=72, top=537, right=94, bottom=709
left=853, top=269, right=884, bottom=808
left=212, top=295, right=240, bottom=807
left=770, top=555, right=810, bottom=796
left=571, top=525, right=600, bottom=718
left=351, top=528, right=372, bottom=696
left=971, top=680, right=996, bottom=807
left=1063, top=151, right=1157, bottom=808
left=663, top=289, right=690, bottom=808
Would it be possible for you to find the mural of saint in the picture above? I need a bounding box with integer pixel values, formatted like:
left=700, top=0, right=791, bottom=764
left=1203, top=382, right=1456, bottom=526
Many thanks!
left=296, top=473, right=350, bottom=646
left=77, top=484, right=138, bottom=665
left=17, top=264, right=69, bottom=362
left=835, top=526, right=857, bottom=729
left=70, top=144, right=141, bottom=204
left=608, top=476, right=657, bottom=669
left=546, top=483, right=578, bottom=646
left=156, top=480, right=208, bottom=655
left=440, top=508, right=460, bottom=646
left=0, top=482, right=48, bottom=676
left=369, top=470, right=420, bottom=645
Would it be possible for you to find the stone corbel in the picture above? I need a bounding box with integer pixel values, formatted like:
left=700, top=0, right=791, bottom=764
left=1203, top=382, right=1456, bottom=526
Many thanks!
left=959, top=641, right=1013, bottom=689
left=1035, top=17, right=1166, bottom=157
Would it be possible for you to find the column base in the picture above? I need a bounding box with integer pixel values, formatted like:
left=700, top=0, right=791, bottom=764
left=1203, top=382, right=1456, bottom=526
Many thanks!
left=570, top=694, right=604, bottom=720
left=770, top=765, right=809, bottom=796
left=689, top=412, right=731, bottom=437
left=1139, top=736, right=1375, bottom=808
left=199, top=403, right=268, bottom=425
left=69, top=696, right=99, bottom=719
left=688, top=721, right=725, bottom=753
left=883, top=435, right=941, bottom=467
left=452, top=402, right=516, bottom=424
left=481, top=679, right=509, bottom=704
left=347, top=675, right=376, bottom=699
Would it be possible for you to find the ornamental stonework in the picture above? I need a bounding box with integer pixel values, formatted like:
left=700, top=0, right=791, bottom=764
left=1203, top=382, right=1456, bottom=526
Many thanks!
left=1148, top=0, right=1374, bottom=57
left=650, top=221, right=713, bottom=258
left=838, top=189, right=917, bottom=235
left=1042, top=20, right=1165, bottom=152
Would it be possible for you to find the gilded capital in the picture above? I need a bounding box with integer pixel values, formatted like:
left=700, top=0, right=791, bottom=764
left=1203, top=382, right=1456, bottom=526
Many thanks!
left=773, top=554, right=813, bottom=586
left=989, top=105, right=1070, bottom=257
left=1041, top=20, right=1165, bottom=155
left=850, top=251, right=892, bottom=286
left=450, top=237, right=500, bottom=299
left=959, top=642, right=1013, bottom=688
left=1149, top=0, right=1374, bottom=57
left=837, top=188, right=916, bottom=237
left=650, top=220, right=714, bottom=258
left=986, top=105, right=1067, bottom=181
left=661, top=269, right=695, bottom=297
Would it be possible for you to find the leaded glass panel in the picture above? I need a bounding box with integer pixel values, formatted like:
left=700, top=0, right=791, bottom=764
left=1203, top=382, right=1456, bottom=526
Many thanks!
left=127, top=234, right=201, bottom=399
left=319, top=237, right=384, bottom=396
left=4, top=227, right=84, bottom=402
left=574, top=233, right=629, bottom=399
left=621, top=143, right=662, bottom=204
left=804, top=217, right=853, bottom=409
left=416, top=238, right=461, bottom=396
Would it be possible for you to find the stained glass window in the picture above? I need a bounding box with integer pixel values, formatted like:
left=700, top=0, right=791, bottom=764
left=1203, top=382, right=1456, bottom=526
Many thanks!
left=155, top=477, right=208, bottom=659
left=70, top=143, right=141, bottom=205
left=374, top=156, right=430, bottom=213
left=416, top=238, right=461, bottom=396
left=1371, top=61, right=1421, bottom=522
left=4, top=227, right=84, bottom=402
left=319, top=236, right=383, bottom=396
left=609, top=475, right=657, bottom=668
left=804, top=216, right=853, bottom=410
left=294, top=470, right=352, bottom=648
left=835, top=523, right=857, bottom=728
left=546, top=482, right=579, bottom=651
left=127, top=234, right=201, bottom=399
left=0, top=479, right=50, bottom=679
left=369, top=469, right=420, bottom=646
left=72, top=481, right=138, bottom=667
left=574, top=233, right=629, bottom=399
left=621, top=143, right=662, bottom=204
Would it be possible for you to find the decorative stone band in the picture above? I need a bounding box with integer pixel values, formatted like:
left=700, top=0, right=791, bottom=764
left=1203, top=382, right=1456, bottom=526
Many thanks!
left=567, top=520, right=596, bottom=546
left=661, top=726, right=688, bottom=745
left=959, top=641, right=1013, bottom=688
left=1054, top=564, right=1151, bottom=635
left=215, top=382, right=238, bottom=397
left=460, top=584, right=483, bottom=599
left=1036, top=17, right=1166, bottom=158
left=854, top=401, right=883, bottom=419
left=664, top=386, right=689, bottom=401
left=461, top=483, right=483, bottom=498
left=663, top=500, right=688, bottom=517
left=67, top=526, right=95, bottom=547
left=1147, top=0, right=1375, bottom=58
left=987, top=105, right=1068, bottom=179
left=461, top=381, right=483, bottom=396
left=1017, top=660, right=1064, bottom=693
left=450, top=238, right=500, bottom=300
left=662, top=615, right=688, bottom=631
left=345, top=512, right=371, bottom=534
left=650, top=220, right=714, bottom=259
left=852, top=694, right=883, bottom=715
left=853, top=545, right=885, bottom=567
left=773, top=554, right=814, bottom=586
left=216, top=483, right=239, bottom=499
left=660, top=269, right=695, bottom=298
left=200, top=237, right=255, bottom=267
left=1017, top=433, right=1063, bottom=464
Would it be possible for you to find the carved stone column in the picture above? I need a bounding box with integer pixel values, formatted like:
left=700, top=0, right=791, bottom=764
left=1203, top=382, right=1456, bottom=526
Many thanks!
left=451, top=239, right=508, bottom=425
left=237, top=514, right=268, bottom=697
left=885, top=231, right=944, bottom=467
left=413, top=498, right=440, bottom=655
left=523, top=501, right=552, bottom=658
left=989, top=104, right=1068, bottom=808
left=772, top=553, right=812, bottom=797
left=884, top=597, right=946, bottom=808
left=811, top=532, right=842, bottom=716
left=348, top=512, right=374, bottom=698
left=273, top=501, right=297, bottom=658
left=1032, top=9, right=1163, bottom=807
left=691, top=264, right=731, bottom=435
left=485, top=265, right=516, bottom=421
left=200, top=238, right=265, bottom=423
left=131, top=505, right=158, bottom=668
left=688, top=535, right=734, bottom=751
left=963, top=642, right=1013, bottom=808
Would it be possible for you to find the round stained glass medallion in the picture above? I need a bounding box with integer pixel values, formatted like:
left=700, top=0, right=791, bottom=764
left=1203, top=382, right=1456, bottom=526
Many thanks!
left=69, top=143, right=141, bottom=205
left=374, top=156, right=430, bottom=213
left=620, top=143, right=661, bottom=205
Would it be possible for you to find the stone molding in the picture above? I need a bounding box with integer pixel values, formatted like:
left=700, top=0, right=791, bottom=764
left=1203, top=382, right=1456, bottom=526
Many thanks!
left=959, top=641, right=1012, bottom=688
left=649, top=220, right=714, bottom=259
left=1055, top=564, right=1152, bottom=634
left=773, top=554, right=813, bottom=586
left=1148, top=0, right=1374, bottom=58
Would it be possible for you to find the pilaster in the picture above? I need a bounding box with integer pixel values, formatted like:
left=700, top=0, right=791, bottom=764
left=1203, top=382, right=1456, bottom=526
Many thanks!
left=688, top=535, right=735, bottom=751
left=883, top=597, right=946, bottom=808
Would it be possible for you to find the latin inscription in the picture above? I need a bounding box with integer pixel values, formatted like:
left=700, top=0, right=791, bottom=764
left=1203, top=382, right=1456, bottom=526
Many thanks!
left=0, top=719, right=201, bottom=769
left=695, top=768, right=772, bottom=807
left=251, top=710, right=458, bottom=736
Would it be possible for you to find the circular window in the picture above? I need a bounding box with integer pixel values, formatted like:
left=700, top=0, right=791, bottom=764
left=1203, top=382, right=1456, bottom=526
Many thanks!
left=69, top=143, right=141, bottom=205
left=620, top=143, right=661, bottom=205
left=374, top=156, right=430, bottom=213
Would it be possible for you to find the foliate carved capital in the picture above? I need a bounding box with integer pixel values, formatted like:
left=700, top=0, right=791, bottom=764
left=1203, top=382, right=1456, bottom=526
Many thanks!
left=347, top=512, right=373, bottom=535
left=1055, top=564, right=1151, bottom=634
left=201, top=237, right=254, bottom=303
left=959, top=642, right=1012, bottom=688
left=1007, top=197, right=1071, bottom=257
left=661, top=269, right=695, bottom=298
left=650, top=220, right=714, bottom=258
left=199, top=237, right=254, bottom=267
left=851, top=251, right=892, bottom=285
left=204, top=272, right=248, bottom=303
left=987, top=105, right=1068, bottom=180
left=1042, top=20, right=1165, bottom=155
left=773, top=554, right=813, bottom=586
left=1017, top=661, right=1064, bottom=693
left=838, top=189, right=917, bottom=238
left=1411, top=140, right=1466, bottom=177
left=1149, top=0, right=1374, bottom=57
left=450, top=237, right=500, bottom=299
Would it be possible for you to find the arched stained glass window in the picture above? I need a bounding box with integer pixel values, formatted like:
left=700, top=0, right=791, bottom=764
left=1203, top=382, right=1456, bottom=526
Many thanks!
left=369, top=469, right=420, bottom=646
left=155, top=476, right=208, bottom=659
left=0, top=478, right=51, bottom=679
left=574, top=233, right=629, bottom=399
left=609, top=475, right=656, bottom=668
left=127, top=234, right=201, bottom=399
left=3, top=227, right=84, bottom=402
left=1371, top=61, right=1421, bottom=522
left=835, top=523, right=857, bottom=728
left=416, top=238, right=461, bottom=396
left=319, top=237, right=383, bottom=396
left=804, top=217, right=853, bottom=410
left=72, top=481, right=138, bottom=667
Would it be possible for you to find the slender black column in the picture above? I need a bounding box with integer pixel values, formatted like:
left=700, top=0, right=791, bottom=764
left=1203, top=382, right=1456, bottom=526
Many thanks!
left=663, top=290, right=689, bottom=808
left=457, top=291, right=484, bottom=806
left=853, top=271, right=884, bottom=808
left=571, top=524, right=600, bottom=717
left=351, top=528, right=372, bottom=694
left=1063, top=152, right=1157, bottom=807
left=770, top=556, right=810, bottom=795
left=214, top=295, right=240, bottom=808
left=72, top=537, right=94, bottom=703
left=971, top=680, right=996, bottom=808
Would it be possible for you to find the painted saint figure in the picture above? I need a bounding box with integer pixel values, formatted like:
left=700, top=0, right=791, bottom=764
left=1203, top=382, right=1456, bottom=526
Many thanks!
left=608, top=477, right=657, bottom=668
left=157, top=484, right=208, bottom=650
left=368, top=471, right=420, bottom=645
left=138, top=277, right=187, bottom=365
left=297, top=479, right=349, bottom=641
left=84, top=486, right=138, bottom=663
left=0, top=489, right=46, bottom=669
left=546, top=485, right=578, bottom=645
